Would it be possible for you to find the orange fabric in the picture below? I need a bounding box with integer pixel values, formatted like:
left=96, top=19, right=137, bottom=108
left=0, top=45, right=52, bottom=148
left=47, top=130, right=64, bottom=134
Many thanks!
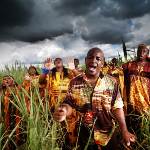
left=123, top=61, right=150, bottom=114
left=22, top=80, right=31, bottom=113
left=48, top=71, right=71, bottom=108
left=3, top=86, right=21, bottom=145
left=109, top=67, right=124, bottom=98
left=4, top=90, right=11, bottom=131
left=22, top=75, right=39, bottom=112
left=48, top=70, right=78, bottom=145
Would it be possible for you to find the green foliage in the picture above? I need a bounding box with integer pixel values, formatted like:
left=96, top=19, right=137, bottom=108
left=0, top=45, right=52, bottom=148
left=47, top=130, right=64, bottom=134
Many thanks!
left=0, top=65, right=150, bottom=150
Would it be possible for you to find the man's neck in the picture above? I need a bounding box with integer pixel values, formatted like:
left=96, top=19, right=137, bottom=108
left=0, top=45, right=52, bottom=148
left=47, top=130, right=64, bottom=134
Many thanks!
left=85, top=73, right=100, bottom=87
left=56, top=67, right=63, bottom=72
left=75, top=66, right=78, bottom=69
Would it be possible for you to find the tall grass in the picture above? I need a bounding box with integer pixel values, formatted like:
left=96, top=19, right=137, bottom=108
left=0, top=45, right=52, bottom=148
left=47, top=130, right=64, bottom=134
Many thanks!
left=0, top=65, right=65, bottom=150
left=0, top=65, right=150, bottom=150
left=1, top=86, right=66, bottom=150
left=135, top=112, right=150, bottom=150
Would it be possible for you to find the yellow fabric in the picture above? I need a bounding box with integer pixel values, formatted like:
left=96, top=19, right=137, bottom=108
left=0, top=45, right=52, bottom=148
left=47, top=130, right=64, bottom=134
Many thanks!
left=48, top=70, right=78, bottom=144
left=65, top=74, right=123, bottom=146
left=111, top=68, right=124, bottom=98
left=48, top=72, right=71, bottom=107
left=102, top=66, right=110, bottom=75
left=129, top=75, right=150, bottom=114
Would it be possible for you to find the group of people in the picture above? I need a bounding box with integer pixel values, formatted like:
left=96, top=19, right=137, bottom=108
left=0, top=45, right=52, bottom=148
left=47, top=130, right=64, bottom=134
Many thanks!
left=0, top=43, right=150, bottom=150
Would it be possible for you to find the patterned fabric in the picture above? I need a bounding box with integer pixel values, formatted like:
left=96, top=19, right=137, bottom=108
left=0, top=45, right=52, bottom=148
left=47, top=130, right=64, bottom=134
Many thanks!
left=48, top=71, right=71, bottom=108
left=108, top=66, right=124, bottom=100
left=45, top=68, right=78, bottom=146
left=22, top=74, right=40, bottom=112
left=102, top=65, right=110, bottom=75
left=2, top=86, right=22, bottom=148
left=24, top=74, right=39, bottom=87
left=72, top=67, right=84, bottom=77
left=64, top=73, right=123, bottom=146
left=122, top=61, right=150, bottom=114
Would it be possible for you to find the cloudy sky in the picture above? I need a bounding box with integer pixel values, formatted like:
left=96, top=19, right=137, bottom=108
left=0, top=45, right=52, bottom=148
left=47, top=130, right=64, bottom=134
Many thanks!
left=0, top=0, right=150, bottom=66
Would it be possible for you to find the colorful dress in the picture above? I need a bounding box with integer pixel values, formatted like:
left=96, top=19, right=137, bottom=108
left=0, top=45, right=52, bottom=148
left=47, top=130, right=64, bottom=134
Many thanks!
left=46, top=68, right=74, bottom=109
left=63, top=73, right=123, bottom=148
left=122, top=61, right=150, bottom=114
left=22, top=74, right=39, bottom=112
left=122, top=61, right=150, bottom=135
left=45, top=68, right=78, bottom=146
left=2, top=86, right=22, bottom=149
left=108, top=66, right=124, bottom=102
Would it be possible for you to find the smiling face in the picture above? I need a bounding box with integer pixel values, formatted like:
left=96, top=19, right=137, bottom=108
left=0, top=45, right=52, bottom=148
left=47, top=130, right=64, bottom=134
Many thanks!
left=85, top=48, right=104, bottom=77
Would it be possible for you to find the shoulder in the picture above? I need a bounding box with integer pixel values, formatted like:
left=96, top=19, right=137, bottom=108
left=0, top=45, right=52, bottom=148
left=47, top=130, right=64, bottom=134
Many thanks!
left=122, top=60, right=136, bottom=69
left=103, top=74, right=118, bottom=85
left=69, top=74, right=84, bottom=86
left=51, top=67, right=56, bottom=72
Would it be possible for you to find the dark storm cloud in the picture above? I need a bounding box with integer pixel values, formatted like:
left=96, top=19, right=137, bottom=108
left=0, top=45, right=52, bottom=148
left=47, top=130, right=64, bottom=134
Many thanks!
left=84, top=29, right=133, bottom=44
left=0, top=0, right=33, bottom=41
left=54, top=0, right=150, bottom=19
left=99, top=0, right=150, bottom=19
left=0, top=0, right=150, bottom=43
left=0, top=0, right=33, bottom=27
left=53, top=0, right=99, bottom=15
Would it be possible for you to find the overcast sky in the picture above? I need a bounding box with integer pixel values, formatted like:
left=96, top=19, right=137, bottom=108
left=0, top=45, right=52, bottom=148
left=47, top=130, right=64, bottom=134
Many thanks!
left=0, top=0, right=150, bottom=66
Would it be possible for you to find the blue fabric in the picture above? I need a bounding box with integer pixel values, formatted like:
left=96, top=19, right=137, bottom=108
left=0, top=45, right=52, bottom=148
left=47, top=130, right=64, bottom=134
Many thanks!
left=41, top=68, right=50, bottom=74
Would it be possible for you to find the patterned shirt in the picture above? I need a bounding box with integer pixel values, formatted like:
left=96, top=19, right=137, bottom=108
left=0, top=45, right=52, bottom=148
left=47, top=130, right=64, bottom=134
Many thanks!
left=64, top=73, right=123, bottom=146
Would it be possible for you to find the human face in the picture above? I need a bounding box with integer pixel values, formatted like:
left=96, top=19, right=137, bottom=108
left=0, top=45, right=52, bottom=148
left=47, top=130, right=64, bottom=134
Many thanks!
left=2, top=76, right=15, bottom=87
left=28, top=67, right=37, bottom=76
left=74, top=59, right=79, bottom=68
left=54, top=59, right=63, bottom=69
left=85, top=50, right=104, bottom=77
left=137, top=48, right=149, bottom=61
left=111, top=58, right=118, bottom=66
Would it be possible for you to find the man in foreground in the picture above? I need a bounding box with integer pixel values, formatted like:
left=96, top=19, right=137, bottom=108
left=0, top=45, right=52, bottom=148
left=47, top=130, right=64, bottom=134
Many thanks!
left=54, top=47, right=135, bottom=150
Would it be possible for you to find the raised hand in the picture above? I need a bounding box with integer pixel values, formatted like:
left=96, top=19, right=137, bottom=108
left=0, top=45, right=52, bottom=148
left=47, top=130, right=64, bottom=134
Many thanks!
left=43, top=58, right=52, bottom=69
left=67, top=57, right=75, bottom=69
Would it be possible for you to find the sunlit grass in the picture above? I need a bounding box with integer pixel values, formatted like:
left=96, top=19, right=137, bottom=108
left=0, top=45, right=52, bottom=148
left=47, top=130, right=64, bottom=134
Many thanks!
left=0, top=64, right=149, bottom=150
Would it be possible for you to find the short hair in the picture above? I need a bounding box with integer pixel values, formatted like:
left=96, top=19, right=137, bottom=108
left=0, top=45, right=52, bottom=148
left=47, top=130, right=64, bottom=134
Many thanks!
left=54, top=58, right=62, bottom=64
left=87, top=47, right=104, bottom=58
left=137, top=43, right=149, bottom=52
left=74, top=58, right=79, bottom=61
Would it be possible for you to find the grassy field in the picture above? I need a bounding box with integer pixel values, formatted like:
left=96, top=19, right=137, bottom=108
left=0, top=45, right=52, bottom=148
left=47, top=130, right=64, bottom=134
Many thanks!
left=0, top=64, right=150, bottom=150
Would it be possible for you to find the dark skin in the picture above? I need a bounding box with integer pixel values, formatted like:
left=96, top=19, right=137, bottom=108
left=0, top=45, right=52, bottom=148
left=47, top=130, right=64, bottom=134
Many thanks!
left=110, top=58, right=118, bottom=69
left=54, top=58, right=64, bottom=72
left=85, top=49, right=104, bottom=87
left=53, top=48, right=135, bottom=147
left=2, top=76, right=15, bottom=88
left=28, top=67, right=37, bottom=76
left=137, top=47, right=149, bottom=62
left=74, top=59, right=79, bottom=69
left=136, top=47, right=150, bottom=73
left=0, top=76, right=16, bottom=123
